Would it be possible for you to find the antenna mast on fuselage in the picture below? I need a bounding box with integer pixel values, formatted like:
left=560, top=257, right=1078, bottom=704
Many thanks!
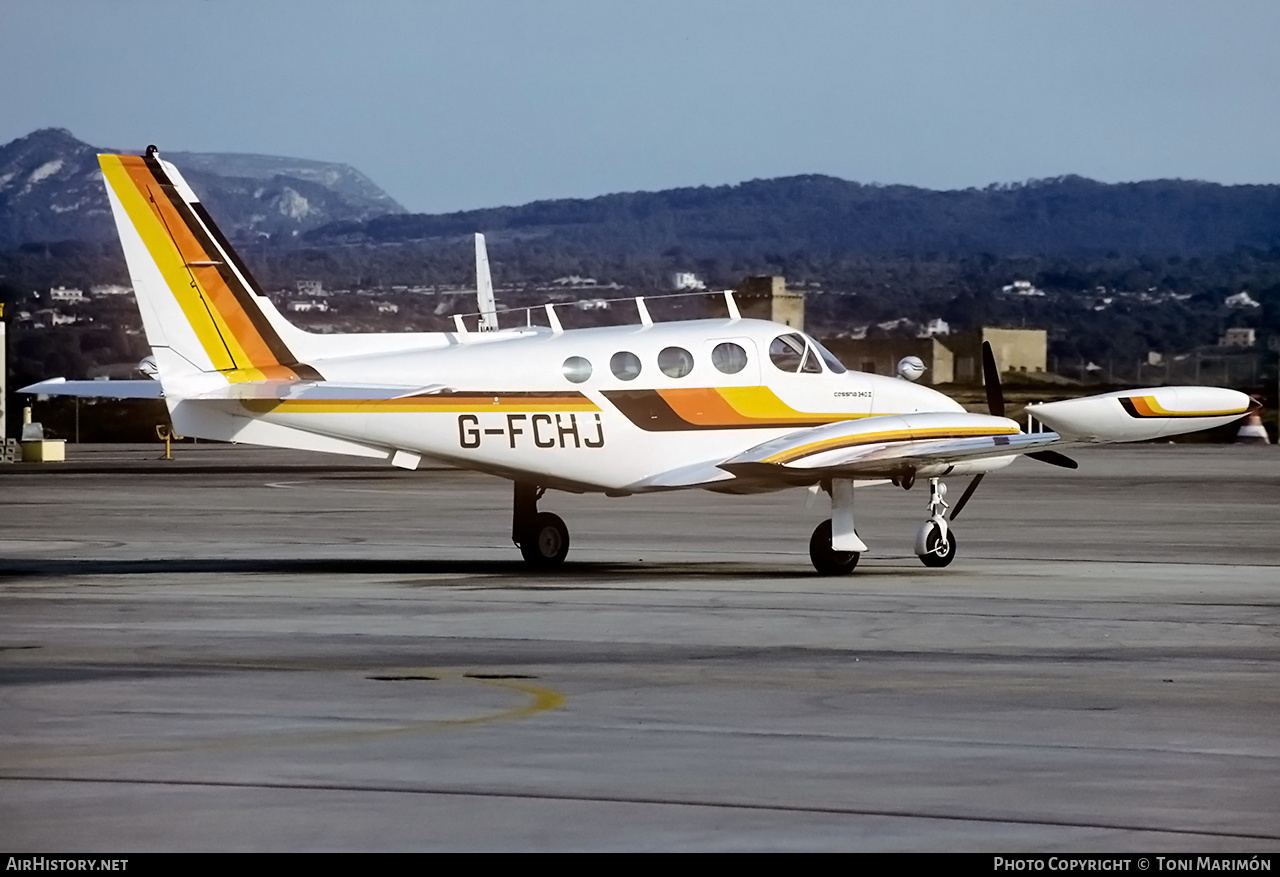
left=475, top=233, right=499, bottom=332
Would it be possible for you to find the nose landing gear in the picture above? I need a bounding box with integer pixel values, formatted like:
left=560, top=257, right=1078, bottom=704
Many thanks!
left=913, top=477, right=957, bottom=568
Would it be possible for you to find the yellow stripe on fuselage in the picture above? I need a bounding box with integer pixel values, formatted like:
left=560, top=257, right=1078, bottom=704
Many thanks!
left=716, top=386, right=855, bottom=424
left=242, top=395, right=601, bottom=416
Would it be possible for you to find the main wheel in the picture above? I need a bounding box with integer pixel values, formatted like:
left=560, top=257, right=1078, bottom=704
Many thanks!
left=519, top=512, right=569, bottom=568
left=809, top=519, right=860, bottom=575
left=919, top=525, right=957, bottom=568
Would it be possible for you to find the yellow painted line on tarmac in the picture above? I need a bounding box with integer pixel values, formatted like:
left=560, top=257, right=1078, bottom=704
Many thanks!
left=0, top=667, right=566, bottom=769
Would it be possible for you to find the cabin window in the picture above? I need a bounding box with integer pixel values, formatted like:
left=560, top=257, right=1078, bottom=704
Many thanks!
left=658, top=346, right=694, bottom=378
left=562, top=356, right=592, bottom=384
left=712, top=342, right=748, bottom=375
left=610, top=351, right=642, bottom=381
left=769, top=333, right=821, bottom=374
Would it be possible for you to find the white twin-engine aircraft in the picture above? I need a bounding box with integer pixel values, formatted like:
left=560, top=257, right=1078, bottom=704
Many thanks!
left=22, top=149, right=1258, bottom=572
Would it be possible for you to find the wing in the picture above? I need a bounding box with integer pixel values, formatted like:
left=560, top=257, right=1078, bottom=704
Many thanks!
left=625, top=411, right=1061, bottom=492
left=720, top=417, right=1060, bottom=482
left=722, top=411, right=1061, bottom=481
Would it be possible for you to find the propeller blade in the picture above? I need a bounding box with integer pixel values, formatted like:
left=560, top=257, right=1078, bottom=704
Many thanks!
left=950, top=474, right=984, bottom=520
left=1027, top=450, right=1079, bottom=469
left=981, top=340, right=1004, bottom=418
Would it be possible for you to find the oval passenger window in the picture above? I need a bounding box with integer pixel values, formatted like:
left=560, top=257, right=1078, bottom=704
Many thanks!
left=610, top=351, right=642, bottom=381
left=711, top=342, right=748, bottom=375
left=562, top=356, right=592, bottom=384
left=658, top=346, right=694, bottom=378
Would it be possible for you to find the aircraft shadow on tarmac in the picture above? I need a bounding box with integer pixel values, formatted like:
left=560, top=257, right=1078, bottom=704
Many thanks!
left=0, top=556, right=825, bottom=581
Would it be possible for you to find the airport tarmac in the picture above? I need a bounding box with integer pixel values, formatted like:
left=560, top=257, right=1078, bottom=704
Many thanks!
left=0, top=443, right=1277, bottom=851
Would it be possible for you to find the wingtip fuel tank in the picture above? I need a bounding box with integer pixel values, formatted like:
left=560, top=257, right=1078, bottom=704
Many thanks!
left=1025, top=387, right=1254, bottom=443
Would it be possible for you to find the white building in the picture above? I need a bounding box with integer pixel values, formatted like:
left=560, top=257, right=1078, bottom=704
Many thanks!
left=672, top=272, right=706, bottom=291
left=287, top=300, right=329, bottom=313
left=49, top=286, right=86, bottom=303
left=1220, top=327, right=1256, bottom=348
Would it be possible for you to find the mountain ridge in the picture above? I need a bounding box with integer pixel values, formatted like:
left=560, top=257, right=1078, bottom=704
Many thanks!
left=0, top=128, right=405, bottom=247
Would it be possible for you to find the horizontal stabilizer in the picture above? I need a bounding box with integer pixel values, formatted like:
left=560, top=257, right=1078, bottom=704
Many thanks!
left=18, top=378, right=163, bottom=399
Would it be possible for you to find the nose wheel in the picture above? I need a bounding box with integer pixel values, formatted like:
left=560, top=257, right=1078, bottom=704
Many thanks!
left=918, top=523, right=957, bottom=567
left=914, top=477, right=958, bottom=568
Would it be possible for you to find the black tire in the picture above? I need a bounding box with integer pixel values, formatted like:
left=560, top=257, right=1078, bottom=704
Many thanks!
left=919, top=525, right=957, bottom=568
left=519, top=512, right=569, bottom=568
left=809, top=519, right=860, bottom=575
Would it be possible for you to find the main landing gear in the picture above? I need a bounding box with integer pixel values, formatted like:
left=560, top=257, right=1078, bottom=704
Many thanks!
left=809, top=475, right=960, bottom=574
left=809, top=478, right=866, bottom=575
left=809, top=519, right=860, bottom=575
left=512, top=481, right=569, bottom=568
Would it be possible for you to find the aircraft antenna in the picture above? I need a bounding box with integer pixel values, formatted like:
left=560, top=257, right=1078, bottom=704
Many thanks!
left=475, top=233, right=498, bottom=332
left=724, top=290, right=741, bottom=321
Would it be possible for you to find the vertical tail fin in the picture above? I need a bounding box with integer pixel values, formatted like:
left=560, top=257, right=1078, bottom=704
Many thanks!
left=99, top=148, right=321, bottom=382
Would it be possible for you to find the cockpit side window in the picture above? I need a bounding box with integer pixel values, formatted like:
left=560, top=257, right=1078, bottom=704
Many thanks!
left=768, top=334, right=807, bottom=372
left=799, top=346, right=822, bottom=374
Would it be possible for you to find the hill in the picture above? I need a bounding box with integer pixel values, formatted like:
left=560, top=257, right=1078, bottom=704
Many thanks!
left=304, top=173, right=1280, bottom=263
left=0, top=128, right=405, bottom=247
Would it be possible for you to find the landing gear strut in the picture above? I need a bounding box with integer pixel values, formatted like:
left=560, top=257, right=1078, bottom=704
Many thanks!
left=809, top=478, right=865, bottom=575
left=913, top=477, right=957, bottom=568
left=512, top=481, right=569, bottom=568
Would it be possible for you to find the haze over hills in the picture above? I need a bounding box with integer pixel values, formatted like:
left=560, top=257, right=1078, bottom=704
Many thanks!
left=4, top=127, right=1280, bottom=265
left=306, top=173, right=1280, bottom=261
left=0, top=128, right=405, bottom=247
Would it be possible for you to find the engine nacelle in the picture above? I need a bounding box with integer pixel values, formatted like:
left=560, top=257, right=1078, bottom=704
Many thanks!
left=1025, top=387, right=1254, bottom=443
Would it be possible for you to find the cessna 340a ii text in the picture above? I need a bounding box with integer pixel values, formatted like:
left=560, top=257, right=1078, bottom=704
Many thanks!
left=22, top=148, right=1259, bottom=573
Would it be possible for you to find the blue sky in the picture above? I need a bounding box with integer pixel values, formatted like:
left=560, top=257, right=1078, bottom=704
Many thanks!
left=3, top=1, right=1278, bottom=213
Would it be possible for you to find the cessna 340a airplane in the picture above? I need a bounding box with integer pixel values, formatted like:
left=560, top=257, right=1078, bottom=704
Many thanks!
left=21, top=149, right=1259, bottom=573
